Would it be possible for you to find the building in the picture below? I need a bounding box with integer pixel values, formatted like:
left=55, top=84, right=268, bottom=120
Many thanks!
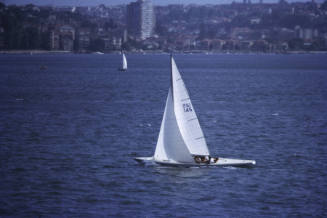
left=60, top=25, right=75, bottom=40
left=127, top=0, right=155, bottom=40
left=0, top=27, right=4, bottom=49
left=126, top=1, right=140, bottom=38
left=61, top=35, right=74, bottom=51
left=103, top=36, right=122, bottom=50
left=303, top=28, right=313, bottom=40
left=50, top=30, right=60, bottom=50
left=59, top=25, right=75, bottom=51
left=78, top=28, right=91, bottom=51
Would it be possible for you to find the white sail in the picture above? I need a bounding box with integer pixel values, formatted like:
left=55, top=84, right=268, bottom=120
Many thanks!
left=154, top=88, right=193, bottom=163
left=135, top=56, right=256, bottom=167
left=122, top=53, right=127, bottom=70
left=171, top=57, right=210, bottom=156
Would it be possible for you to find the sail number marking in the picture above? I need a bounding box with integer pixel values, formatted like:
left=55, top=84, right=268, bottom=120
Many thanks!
left=183, top=103, right=193, bottom=112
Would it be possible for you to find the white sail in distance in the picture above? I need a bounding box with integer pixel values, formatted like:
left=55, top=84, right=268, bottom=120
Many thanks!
left=122, top=53, right=127, bottom=70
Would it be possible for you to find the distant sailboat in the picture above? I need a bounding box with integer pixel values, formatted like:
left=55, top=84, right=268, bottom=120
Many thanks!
left=118, top=52, right=127, bottom=71
left=135, top=55, right=256, bottom=167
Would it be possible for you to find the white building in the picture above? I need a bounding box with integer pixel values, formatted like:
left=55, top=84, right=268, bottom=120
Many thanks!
left=127, top=0, right=155, bottom=40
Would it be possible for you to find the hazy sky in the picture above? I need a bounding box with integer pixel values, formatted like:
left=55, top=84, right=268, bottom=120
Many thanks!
left=2, top=0, right=320, bottom=6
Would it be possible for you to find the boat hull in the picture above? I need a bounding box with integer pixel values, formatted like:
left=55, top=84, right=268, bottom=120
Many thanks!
left=134, top=157, right=256, bottom=167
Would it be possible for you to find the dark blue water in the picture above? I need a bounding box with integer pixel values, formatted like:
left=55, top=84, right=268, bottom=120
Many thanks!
left=0, top=53, right=327, bottom=217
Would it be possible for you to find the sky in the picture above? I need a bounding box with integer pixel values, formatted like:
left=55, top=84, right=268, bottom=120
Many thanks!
left=2, top=0, right=321, bottom=6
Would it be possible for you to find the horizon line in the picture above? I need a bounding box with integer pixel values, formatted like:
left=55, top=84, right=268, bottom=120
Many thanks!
left=1, top=0, right=322, bottom=7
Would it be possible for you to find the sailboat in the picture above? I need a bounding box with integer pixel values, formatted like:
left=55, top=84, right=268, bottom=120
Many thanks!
left=118, top=51, right=127, bottom=71
left=135, top=55, right=256, bottom=167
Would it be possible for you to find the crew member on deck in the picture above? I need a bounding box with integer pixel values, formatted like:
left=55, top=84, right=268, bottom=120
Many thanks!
left=210, top=157, right=219, bottom=163
left=194, top=155, right=211, bottom=164
left=194, top=156, right=202, bottom=163
left=204, top=156, right=210, bottom=164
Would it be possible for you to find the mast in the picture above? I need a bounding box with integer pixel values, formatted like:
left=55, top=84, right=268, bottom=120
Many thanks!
left=170, top=53, right=174, bottom=102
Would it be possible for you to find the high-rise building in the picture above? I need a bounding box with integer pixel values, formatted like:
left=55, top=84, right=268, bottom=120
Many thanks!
left=127, top=0, right=155, bottom=40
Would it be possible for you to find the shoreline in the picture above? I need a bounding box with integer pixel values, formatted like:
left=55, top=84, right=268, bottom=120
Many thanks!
left=1, top=50, right=327, bottom=55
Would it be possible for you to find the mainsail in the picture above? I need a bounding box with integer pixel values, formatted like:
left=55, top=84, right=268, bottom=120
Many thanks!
left=171, top=57, right=210, bottom=156
left=154, top=56, right=210, bottom=163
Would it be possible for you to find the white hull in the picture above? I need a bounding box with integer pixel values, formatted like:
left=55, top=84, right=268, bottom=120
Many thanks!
left=134, top=157, right=256, bottom=167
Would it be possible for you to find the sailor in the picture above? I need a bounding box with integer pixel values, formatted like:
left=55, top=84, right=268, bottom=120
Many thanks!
left=194, top=156, right=202, bottom=163
left=205, top=156, right=210, bottom=164
left=210, top=157, right=219, bottom=163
